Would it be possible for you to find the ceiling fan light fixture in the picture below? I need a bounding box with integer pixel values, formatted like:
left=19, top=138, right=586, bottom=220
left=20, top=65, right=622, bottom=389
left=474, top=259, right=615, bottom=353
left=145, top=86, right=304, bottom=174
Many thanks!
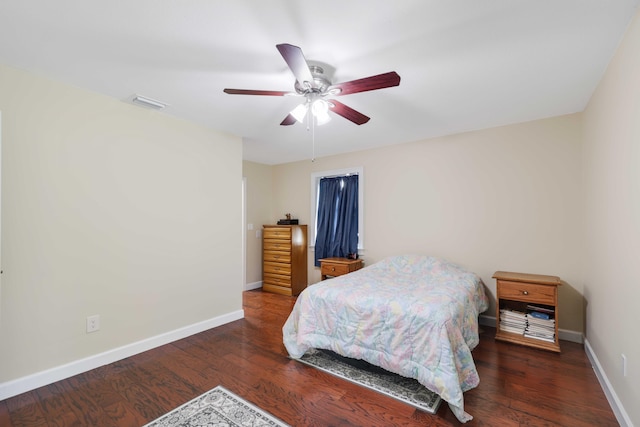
left=290, top=103, right=309, bottom=122
left=315, top=109, right=331, bottom=125
left=311, top=99, right=328, bottom=115
left=312, top=99, right=331, bottom=125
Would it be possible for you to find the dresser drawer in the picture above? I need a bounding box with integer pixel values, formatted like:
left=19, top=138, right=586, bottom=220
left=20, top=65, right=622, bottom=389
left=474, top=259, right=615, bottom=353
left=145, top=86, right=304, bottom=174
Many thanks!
left=263, top=261, right=291, bottom=276
left=263, top=251, right=291, bottom=263
left=263, top=273, right=292, bottom=287
left=263, top=239, right=292, bottom=252
left=497, top=280, right=556, bottom=305
left=263, top=228, right=291, bottom=240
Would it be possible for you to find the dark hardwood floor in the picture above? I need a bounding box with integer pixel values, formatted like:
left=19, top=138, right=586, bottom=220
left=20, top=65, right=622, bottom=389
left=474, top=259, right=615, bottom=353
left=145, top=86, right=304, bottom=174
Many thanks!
left=0, top=289, right=618, bottom=426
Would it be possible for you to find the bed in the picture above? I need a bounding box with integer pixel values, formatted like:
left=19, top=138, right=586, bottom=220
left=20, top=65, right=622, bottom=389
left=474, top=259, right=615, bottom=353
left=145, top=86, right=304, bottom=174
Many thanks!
left=282, top=254, right=489, bottom=422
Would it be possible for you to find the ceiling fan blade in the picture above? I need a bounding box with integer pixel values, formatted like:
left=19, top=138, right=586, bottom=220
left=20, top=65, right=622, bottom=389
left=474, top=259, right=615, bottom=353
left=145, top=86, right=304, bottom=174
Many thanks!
left=329, top=71, right=401, bottom=96
left=223, top=88, right=291, bottom=96
left=328, top=100, right=370, bottom=125
left=280, top=114, right=297, bottom=126
left=276, top=43, right=314, bottom=87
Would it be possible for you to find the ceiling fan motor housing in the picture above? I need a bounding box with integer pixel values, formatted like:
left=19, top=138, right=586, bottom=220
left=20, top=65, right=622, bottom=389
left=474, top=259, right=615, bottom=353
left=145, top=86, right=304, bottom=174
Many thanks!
left=295, top=65, right=331, bottom=95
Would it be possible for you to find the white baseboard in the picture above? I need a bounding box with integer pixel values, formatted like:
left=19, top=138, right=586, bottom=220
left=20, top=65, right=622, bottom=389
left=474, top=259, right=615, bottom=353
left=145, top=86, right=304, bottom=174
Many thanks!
left=478, top=314, right=584, bottom=344
left=244, top=281, right=262, bottom=291
left=557, top=328, right=584, bottom=344
left=0, top=309, right=244, bottom=401
left=584, top=339, right=632, bottom=427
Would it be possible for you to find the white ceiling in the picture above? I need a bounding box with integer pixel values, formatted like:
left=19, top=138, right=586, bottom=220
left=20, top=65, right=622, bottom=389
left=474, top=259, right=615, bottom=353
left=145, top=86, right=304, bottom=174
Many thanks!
left=0, top=1, right=638, bottom=165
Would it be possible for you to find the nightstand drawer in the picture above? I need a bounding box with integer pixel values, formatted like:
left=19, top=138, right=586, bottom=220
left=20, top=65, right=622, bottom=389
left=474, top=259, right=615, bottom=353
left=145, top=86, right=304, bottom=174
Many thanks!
left=498, top=280, right=556, bottom=305
left=321, top=263, right=351, bottom=277
left=319, top=257, right=363, bottom=280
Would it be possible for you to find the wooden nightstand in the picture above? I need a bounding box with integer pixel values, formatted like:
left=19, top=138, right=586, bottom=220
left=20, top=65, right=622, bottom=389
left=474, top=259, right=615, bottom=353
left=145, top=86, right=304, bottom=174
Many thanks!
left=493, top=271, right=562, bottom=352
left=319, top=257, right=363, bottom=280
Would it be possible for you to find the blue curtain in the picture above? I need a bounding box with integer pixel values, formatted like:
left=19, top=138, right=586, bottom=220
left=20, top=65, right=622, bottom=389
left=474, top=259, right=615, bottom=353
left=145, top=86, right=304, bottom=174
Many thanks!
left=314, top=175, right=358, bottom=267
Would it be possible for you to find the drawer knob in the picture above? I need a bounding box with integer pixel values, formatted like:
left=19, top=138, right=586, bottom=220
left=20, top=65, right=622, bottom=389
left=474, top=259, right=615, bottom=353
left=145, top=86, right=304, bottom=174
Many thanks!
left=523, top=290, right=529, bottom=295
left=331, top=267, right=336, bottom=271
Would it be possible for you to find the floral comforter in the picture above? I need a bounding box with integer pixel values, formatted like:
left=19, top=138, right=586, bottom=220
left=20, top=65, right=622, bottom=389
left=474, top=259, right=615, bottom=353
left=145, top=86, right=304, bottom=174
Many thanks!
left=282, top=255, right=489, bottom=422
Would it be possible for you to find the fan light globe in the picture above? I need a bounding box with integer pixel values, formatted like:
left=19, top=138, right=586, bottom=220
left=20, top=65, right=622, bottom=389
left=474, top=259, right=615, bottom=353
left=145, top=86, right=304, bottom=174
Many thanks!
left=312, top=99, right=328, bottom=114
left=290, top=103, right=309, bottom=122
left=312, top=99, right=331, bottom=125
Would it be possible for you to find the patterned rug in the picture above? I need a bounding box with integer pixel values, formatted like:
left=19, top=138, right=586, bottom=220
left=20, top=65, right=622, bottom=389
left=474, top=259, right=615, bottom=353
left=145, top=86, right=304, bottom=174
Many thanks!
left=298, top=348, right=442, bottom=414
left=144, top=386, right=289, bottom=427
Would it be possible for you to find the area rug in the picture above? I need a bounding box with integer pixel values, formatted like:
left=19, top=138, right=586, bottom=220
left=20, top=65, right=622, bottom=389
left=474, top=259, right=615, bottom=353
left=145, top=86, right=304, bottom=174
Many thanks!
left=143, top=385, right=289, bottom=427
left=297, top=348, right=442, bottom=414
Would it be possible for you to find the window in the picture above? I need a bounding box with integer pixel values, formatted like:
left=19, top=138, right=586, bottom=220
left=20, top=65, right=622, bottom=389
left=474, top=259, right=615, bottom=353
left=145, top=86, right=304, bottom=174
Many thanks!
left=310, top=167, right=364, bottom=266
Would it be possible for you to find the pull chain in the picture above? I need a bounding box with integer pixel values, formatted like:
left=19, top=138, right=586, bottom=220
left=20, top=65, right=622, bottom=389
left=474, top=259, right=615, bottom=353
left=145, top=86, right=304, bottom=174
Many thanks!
left=305, top=111, right=316, bottom=162
left=312, top=115, right=316, bottom=162
left=303, top=107, right=317, bottom=162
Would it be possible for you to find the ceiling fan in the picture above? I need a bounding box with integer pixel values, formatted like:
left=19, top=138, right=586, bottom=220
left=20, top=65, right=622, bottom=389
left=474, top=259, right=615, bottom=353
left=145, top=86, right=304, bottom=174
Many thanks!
left=223, top=43, right=401, bottom=126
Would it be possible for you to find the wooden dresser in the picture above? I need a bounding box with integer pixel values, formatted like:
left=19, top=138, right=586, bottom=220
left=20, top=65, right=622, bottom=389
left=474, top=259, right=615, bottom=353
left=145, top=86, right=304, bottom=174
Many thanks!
left=262, top=225, right=308, bottom=296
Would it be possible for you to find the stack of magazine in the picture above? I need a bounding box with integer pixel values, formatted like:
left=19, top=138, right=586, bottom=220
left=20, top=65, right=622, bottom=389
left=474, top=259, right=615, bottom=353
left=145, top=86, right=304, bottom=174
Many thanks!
left=524, top=304, right=556, bottom=342
left=499, top=309, right=527, bottom=334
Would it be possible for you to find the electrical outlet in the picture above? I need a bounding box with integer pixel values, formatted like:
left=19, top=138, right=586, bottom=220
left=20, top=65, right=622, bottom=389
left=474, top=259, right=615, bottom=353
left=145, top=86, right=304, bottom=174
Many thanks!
left=622, top=354, right=627, bottom=377
left=86, top=315, right=100, bottom=333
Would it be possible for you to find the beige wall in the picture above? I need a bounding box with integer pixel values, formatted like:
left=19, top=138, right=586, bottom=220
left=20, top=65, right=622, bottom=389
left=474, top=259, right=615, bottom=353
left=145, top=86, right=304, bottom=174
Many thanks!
left=0, top=64, right=243, bottom=383
left=267, top=114, right=584, bottom=332
left=582, top=8, right=640, bottom=425
left=242, top=161, right=274, bottom=285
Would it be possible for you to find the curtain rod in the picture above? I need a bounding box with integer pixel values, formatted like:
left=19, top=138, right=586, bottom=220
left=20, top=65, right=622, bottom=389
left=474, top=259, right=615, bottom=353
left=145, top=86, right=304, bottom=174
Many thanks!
left=320, top=172, right=359, bottom=179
